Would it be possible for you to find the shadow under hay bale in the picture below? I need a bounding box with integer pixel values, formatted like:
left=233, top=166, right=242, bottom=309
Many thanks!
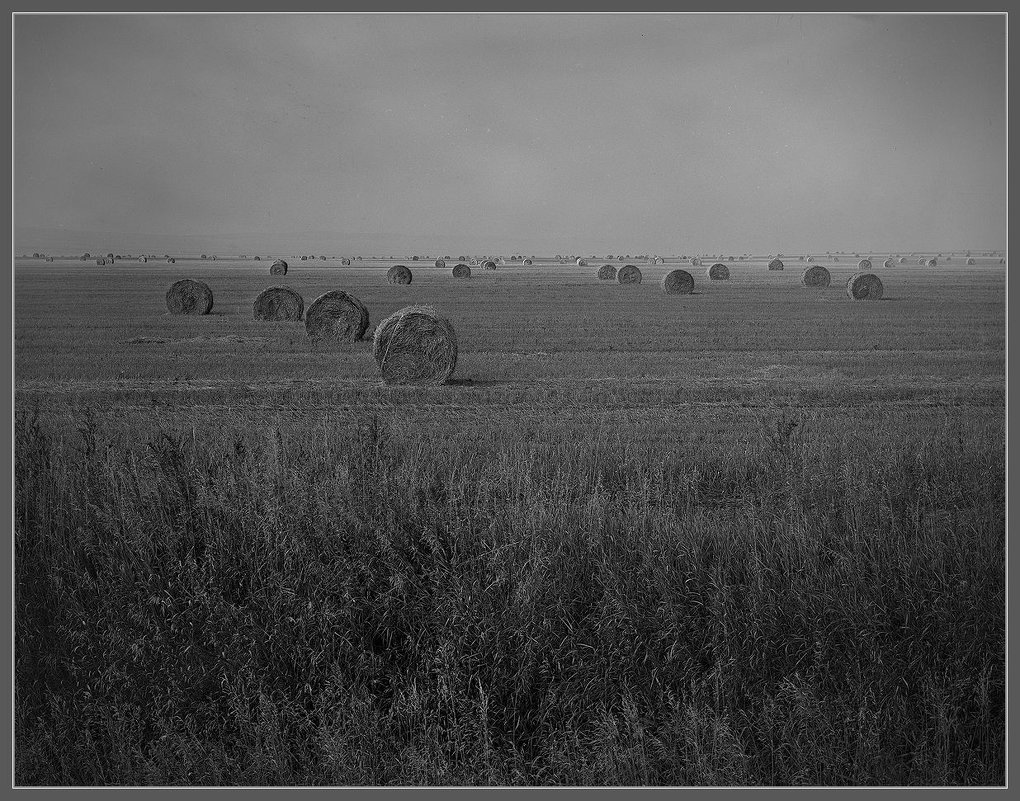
left=617, top=264, right=642, bottom=284
left=482, top=260, right=497, bottom=271
left=270, top=259, right=289, bottom=276
left=373, top=304, right=457, bottom=385
left=801, top=265, right=831, bottom=287
left=846, top=272, right=884, bottom=301
left=305, top=290, right=370, bottom=342
left=166, top=279, right=214, bottom=315
left=387, top=264, right=413, bottom=284
left=661, top=269, right=694, bottom=294
left=253, top=286, right=304, bottom=321
left=706, top=262, right=729, bottom=280
left=598, top=264, right=617, bottom=280
left=452, top=263, right=471, bottom=279
left=768, top=259, right=784, bottom=271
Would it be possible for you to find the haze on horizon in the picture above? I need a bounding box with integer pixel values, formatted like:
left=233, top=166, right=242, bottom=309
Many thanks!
left=14, top=13, right=1006, bottom=257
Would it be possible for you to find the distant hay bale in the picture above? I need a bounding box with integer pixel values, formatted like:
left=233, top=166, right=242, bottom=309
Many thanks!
left=166, top=279, right=214, bottom=315
left=270, top=259, right=289, bottom=275
left=387, top=264, right=413, bottom=285
left=138, top=256, right=147, bottom=263
left=690, top=257, right=702, bottom=267
left=806, top=256, right=815, bottom=262
left=846, top=272, right=884, bottom=301
left=832, top=256, right=839, bottom=262
left=211, top=255, right=217, bottom=261
left=304, top=290, right=370, bottom=342
left=706, top=262, right=729, bottom=280
left=927, top=258, right=938, bottom=267
left=452, top=263, right=471, bottom=278
left=167, top=258, right=175, bottom=264
left=617, top=264, right=642, bottom=284
left=253, top=286, right=304, bottom=321
left=435, top=258, right=446, bottom=268
left=373, top=304, right=457, bottom=385
left=899, top=257, right=907, bottom=263
left=728, top=256, right=735, bottom=261
left=576, top=258, right=588, bottom=266
left=597, top=263, right=618, bottom=280
left=966, top=257, right=976, bottom=265
left=883, top=259, right=894, bottom=268
left=801, top=265, right=831, bottom=287
left=45, top=256, right=54, bottom=262
left=254, top=256, right=261, bottom=261
left=96, top=258, right=106, bottom=265
left=798, top=255, right=805, bottom=261
left=412, top=255, right=419, bottom=261
left=523, top=258, right=533, bottom=265
left=653, top=257, right=664, bottom=265
left=768, top=259, right=784, bottom=271
left=918, top=257, right=926, bottom=265
left=483, top=260, right=497, bottom=271
left=341, top=258, right=351, bottom=266
left=618, top=256, right=625, bottom=262
left=857, top=259, right=872, bottom=270
left=660, top=269, right=694, bottom=294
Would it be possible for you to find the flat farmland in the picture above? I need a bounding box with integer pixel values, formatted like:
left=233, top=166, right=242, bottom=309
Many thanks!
left=14, top=257, right=1006, bottom=785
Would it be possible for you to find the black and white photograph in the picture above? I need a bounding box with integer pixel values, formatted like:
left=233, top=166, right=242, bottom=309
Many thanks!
left=12, top=12, right=1007, bottom=787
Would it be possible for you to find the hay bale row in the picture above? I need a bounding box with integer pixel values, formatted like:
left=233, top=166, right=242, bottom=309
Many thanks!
left=253, top=286, right=304, bottom=321
left=387, top=264, right=413, bottom=285
left=846, top=272, right=884, bottom=301
left=166, top=279, right=214, bottom=315
left=617, top=264, right=642, bottom=284
left=660, top=269, right=693, bottom=294
left=373, top=305, right=457, bottom=385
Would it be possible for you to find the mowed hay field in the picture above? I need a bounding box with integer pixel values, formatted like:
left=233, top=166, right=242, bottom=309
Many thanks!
left=15, top=257, right=1005, bottom=785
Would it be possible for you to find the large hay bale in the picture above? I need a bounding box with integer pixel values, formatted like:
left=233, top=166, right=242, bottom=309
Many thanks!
left=435, top=258, right=446, bottom=268
left=690, top=257, right=702, bottom=267
left=253, top=286, right=304, bottom=321
left=305, top=290, right=370, bottom=342
left=801, top=265, right=831, bottom=287
left=660, top=269, right=694, bottom=294
left=857, top=258, right=872, bottom=270
left=768, top=259, right=784, bottom=271
left=452, top=263, right=471, bottom=278
left=966, top=257, right=976, bottom=265
left=576, top=258, right=588, bottom=266
left=482, top=260, right=497, bottom=271
left=706, top=262, right=729, bottom=280
left=597, top=263, right=617, bottom=280
left=166, top=279, right=214, bottom=315
left=373, top=304, right=457, bottom=385
left=270, top=259, right=289, bottom=275
left=387, top=264, right=413, bottom=284
left=617, top=264, right=642, bottom=284
left=846, top=272, right=884, bottom=301
left=927, top=258, right=938, bottom=267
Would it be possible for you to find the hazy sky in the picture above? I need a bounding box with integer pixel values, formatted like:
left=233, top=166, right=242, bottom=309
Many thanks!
left=14, top=13, right=1006, bottom=254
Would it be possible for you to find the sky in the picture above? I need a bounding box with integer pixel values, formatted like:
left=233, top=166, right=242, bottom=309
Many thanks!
left=13, top=13, right=1007, bottom=256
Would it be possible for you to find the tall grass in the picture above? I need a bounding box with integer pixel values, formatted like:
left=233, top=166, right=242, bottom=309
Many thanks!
left=14, top=406, right=1004, bottom=786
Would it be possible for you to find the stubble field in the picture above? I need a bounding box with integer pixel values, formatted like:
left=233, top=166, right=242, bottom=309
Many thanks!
left=14, top=256, right=1005, bottom=785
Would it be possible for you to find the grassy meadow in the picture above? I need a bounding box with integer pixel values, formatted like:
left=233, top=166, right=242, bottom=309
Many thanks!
left=14, top=255, right=1005, bottom=785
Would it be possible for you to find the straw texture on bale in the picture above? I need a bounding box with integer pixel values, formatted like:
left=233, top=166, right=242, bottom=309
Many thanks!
left=801, top=265, right=831, bottom=287
left=967, top=257, right=976, bottom=265
left=927, top=258, right=938, bottom=267
left=857, top=259, right=872, bottom=270
left=304, top=290, right=370, bottom=342
left=483, top=260, right=497, bottom=270
left=576, top=258, right=588, bottom=266
left=846, top=272, right=884, bottom=301
left=387, top=264, right=413, bottom=285
left=690, top=257, right=702, bottom=267
left=253, top=286, right=304, bottom=321
left=270, top=259, right=289, bottom=275
left=435, top=259, right=446, bottom=268
left=617, top=264, right=642, bottom=284
left=660, top=269, right=694, bottom=294
left=706, top=262, right=729, bottom=280
left=166, top=279, right=214, bottom=315
left=597, top=264, right=617, bottom=280
left=452, top=263, right=471, bottom=278
left=373, top=305, right=457, bottom=386
left=768, top=259, right=784, bottom=271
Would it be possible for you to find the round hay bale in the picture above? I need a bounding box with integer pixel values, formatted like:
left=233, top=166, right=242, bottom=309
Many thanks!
left=576, top=258, right=588, bottom=266
left=690, top=257, right=702, bottom=267
left=728, top=256, right=735, bottom=261
left=411, top=255, right=419, bottom=261
left=617, top=264, right=642, bottom=284
left=96, top=258, right=106, bottom=265
left=918, top=257, right=926, bottom=265
left=138, top=256, right=147, bottom=263
left=435, top=258, right=446, bottom=268
left=966, top=257, right=976, bottom=265
left=373, top=304, right=457, bottom=386
left=618, top=256, right=625, bottom=262
left=254, top=256, right=261, bottom=261
left=45, top=256, right=54, bottom=262
left=768, top=259, right=784, bottom=271
left=883, top=259, right=894, bottom=269
left=846, top=272, right=884, bottom=301
left=660, top=269, right=694, bottom=294
left=857, top=259, right=872, bottom=270
left=806, top=256, right=815, bottom=263
left=387, top=264, right=413, bottom=285
left=304, top=290, right=370, bottom=342
left=270, top=259, right=288, bottom=276
left=523, top=258, right=533, bottom=265
left=898, top=257, right=907, bottom=263
left=482, top=260, right=497, bottom=271
left=167, top=258, right=175, bottom=264
left=341, top=258, right=351, bottom=266
left=166, top=279, right=214, bottom=315
left=798, top=255, right=805, bottom=261
left=801, top=265, right=831, bottom=287
left=706, top=262, right=729, bottom=280
left=253, top=286, right=304, bottom=321
left=927, top=258, right=938, bottom=267
left=653, top=257, right=664, bottom=265
left=452, top=263, right=471, bottom=279
left=597, top=263, right=617, bottom=280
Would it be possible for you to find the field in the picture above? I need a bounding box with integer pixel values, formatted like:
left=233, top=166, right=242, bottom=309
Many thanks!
left=14, top=256, right=1006, bottom=785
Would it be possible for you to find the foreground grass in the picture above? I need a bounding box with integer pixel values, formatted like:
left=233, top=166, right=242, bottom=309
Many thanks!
left=14, top=404, right=1004, bottom=786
